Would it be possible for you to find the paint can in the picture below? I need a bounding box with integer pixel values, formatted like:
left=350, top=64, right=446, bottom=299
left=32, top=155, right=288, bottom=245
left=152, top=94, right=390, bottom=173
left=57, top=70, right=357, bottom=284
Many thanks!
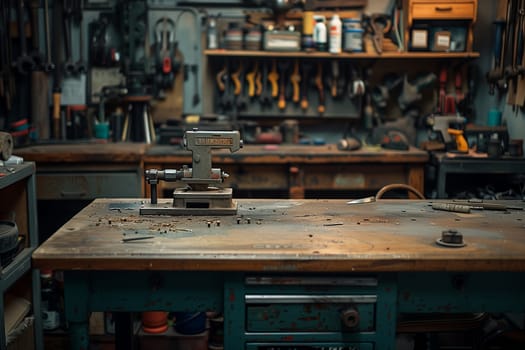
left=343, top=28, right=364, bottom=52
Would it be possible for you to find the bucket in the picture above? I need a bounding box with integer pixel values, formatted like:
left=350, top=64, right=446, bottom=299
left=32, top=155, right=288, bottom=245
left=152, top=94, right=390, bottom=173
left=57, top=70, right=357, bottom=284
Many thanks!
left=142, top=311, right=168, bottom=334
left=174, top=312, right=207, bottom=335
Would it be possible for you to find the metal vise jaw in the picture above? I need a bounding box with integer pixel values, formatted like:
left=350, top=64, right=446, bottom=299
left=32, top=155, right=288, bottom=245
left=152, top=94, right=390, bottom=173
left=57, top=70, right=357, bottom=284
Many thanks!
left=141, top=129, right=243, bottom=216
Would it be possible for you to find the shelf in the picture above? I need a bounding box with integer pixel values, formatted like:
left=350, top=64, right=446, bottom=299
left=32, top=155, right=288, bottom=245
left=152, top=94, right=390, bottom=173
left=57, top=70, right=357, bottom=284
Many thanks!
left=204, top=49, right=480, bottom=59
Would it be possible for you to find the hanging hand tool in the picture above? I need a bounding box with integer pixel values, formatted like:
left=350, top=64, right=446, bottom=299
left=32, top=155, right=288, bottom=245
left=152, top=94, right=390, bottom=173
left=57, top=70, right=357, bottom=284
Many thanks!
left=246, top=61, right=258, bottom=98
left=277, top=60, right=289, bottom=110
left=268, top=59, right=279, bottom=99
left=42, top=0, right=54, bottom=72
left=330, top=60, right=339, bottom=98
left=62, top=0, right=77, bottom=76
left=487, top=0, right=511, bottom=95
left=290, top=59, right=301, bottom=104
left=259, top=60, right=272, bottom=107
left=300, top=61, right=312, bottom=110
left=231, top=61, right=242, bottom=96
left=14, top=0, right=36, bottom=75
left=506, top=0, right=525, bottom=106
left=52, top=0, right=65, bottom=139
left=455, top=70, right=464, bottom=106
left=254, top=63, right=262, bottom=97
left=73, top=0, right=86, bottom=74
left=315, top=62, right=325, bottom=114
left=191, top=64, right=200, bottom=106
left=219, top=61, right=234, bottom=111
left=347, top=64, right=365, bottom=99
left=216, top=64, right=226, bottom=93
left=515, top=1, right=525, bottom=106
left=29, top=0, right=45, bottom=68
left=368, top=14, right=391, bottom=55
left=399, top=73, right=437, bottom=112
left=232, top=61, right=247, bottom=110
left=153, top=17, right=179, bottom=91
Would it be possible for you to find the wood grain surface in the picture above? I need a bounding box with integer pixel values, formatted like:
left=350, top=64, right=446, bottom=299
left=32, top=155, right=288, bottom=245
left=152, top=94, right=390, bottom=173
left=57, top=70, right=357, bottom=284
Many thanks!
left=33, top=199, right=525, bottom=272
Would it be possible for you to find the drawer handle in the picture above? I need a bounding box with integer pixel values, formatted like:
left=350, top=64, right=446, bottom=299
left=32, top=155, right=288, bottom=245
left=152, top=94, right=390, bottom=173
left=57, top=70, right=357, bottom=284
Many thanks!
left=435, top=6, right=453, bottom=11
left=60, top=190, right=87, bottom=198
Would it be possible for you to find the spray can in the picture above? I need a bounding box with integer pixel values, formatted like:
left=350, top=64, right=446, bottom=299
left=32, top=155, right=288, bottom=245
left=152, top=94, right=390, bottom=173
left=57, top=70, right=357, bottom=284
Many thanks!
left=314, top=17, right=327, bottom=51
left=207, top=17, right=218, bottom=49
left=329, top=14, right=342, bottom=54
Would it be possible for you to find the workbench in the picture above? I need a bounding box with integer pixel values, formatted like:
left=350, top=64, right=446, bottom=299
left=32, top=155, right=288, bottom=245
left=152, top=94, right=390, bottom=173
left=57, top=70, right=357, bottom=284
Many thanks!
left=145, top=144, right=428, bottom=199
left=430, top=152, right=525, bottom=198
left=32, top=198, right=525, bottom=349
left=15, top=143, right=428, bottom=200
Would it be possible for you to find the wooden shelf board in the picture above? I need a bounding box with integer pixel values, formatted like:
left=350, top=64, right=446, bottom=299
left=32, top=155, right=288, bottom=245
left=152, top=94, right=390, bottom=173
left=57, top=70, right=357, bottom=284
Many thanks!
left=204, top=49, right=480, bottom=59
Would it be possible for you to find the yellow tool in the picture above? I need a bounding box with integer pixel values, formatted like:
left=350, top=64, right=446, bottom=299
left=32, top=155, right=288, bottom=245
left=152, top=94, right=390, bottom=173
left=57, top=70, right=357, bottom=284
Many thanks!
left=447, top=128, right=468, bottom=153
left=268, top=59, right=279, bottom=98
left=246, top=61, right=258, bottom=97
left=215, top=65, right=227, bottom=92
left=231, top=61, right=243, bottom=96
left=315, top=62, right=325, bottom=114
left=291, top=59, right=301, bottom=103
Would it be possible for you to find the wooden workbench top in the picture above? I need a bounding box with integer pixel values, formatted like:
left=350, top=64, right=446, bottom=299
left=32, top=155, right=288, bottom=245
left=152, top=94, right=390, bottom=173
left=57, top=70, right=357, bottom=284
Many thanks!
left=14, top=143, right=148, bottom=163
left=146, top=144, right=429, bottom=164
left=14, top=143, right=428, bottom=164
left=33, top=198, right=525, bottom=272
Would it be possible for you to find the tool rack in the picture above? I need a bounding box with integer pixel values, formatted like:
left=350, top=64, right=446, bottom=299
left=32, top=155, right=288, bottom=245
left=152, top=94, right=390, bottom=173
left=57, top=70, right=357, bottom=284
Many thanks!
left=0, top=162, right=42, bottom=350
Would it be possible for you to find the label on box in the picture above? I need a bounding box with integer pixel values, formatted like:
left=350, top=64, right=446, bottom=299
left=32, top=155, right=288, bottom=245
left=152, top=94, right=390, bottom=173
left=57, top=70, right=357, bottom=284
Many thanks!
left=411, top=29, right=428, bottom=48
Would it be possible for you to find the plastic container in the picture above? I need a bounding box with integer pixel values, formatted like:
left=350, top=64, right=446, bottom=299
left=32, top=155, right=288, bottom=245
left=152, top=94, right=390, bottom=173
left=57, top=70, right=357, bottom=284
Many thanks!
left=94, top=122, right=110, bottom=139
left=314, top=17, right=327, bottom=51
left=142, top=311, right=168, bottom=334
left=343, top=28, right=364, bottom=52
left=207, top=17, right=218, bottom=49
left=174, top=312, right=207, bottom=335
left=329, top=14, right=342, bottom=54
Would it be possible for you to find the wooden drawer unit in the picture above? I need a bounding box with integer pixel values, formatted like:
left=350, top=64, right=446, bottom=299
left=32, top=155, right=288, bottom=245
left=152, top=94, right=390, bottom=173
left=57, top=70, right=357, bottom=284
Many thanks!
left=405, top=0, right=478, bottom=51
left=411, top=2, right=476, bottom=20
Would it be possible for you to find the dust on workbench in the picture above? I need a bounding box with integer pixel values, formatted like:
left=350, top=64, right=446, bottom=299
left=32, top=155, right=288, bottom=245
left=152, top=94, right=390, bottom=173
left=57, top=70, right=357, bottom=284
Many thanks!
left=38, top=199, right=525, bottom=263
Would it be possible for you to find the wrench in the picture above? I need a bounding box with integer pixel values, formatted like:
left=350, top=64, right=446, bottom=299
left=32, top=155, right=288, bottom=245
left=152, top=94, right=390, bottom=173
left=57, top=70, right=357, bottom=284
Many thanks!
left=13, top=0, right=35, bottom=75
left=73, top=0, right=86, bottom=74
left=42, top=0, right=54, bottom=72
left=29, top=0, right=45, bottom=68
left=62, top=0, right=76, bottom=75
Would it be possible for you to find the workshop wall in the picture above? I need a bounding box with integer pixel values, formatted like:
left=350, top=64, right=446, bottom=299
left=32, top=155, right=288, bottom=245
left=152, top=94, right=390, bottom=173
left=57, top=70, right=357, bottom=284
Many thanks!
left=473, top=0, right=525, bottom=149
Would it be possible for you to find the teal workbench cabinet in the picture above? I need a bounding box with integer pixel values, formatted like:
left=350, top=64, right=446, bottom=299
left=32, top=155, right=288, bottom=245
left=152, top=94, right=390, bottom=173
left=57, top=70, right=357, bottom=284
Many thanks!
left=32, top=198, right=525, bottom=349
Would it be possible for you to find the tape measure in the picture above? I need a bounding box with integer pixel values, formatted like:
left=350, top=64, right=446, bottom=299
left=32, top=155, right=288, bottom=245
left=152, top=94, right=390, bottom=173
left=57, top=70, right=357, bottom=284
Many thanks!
left=0, top=132, right=13, bottom=161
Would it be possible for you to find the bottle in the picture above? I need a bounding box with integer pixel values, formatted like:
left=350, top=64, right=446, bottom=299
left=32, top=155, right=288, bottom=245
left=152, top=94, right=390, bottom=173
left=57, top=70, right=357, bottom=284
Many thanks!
left=329, top=14, right=342, bottom=54
left=314, top=17, right=327, bottom=52
left=41, top=269, right=61, bottom=331
left=207, top=17, right=218, bottom=49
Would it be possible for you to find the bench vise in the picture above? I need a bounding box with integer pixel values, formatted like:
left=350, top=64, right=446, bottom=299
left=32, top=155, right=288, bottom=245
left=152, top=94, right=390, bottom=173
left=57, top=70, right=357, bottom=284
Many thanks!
left=141, top=129, right=243, bottom=215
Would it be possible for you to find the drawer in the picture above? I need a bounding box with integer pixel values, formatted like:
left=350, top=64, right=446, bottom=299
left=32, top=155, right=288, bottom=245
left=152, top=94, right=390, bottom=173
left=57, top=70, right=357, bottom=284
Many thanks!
left=246, top=343, right=374, bottom=350
left=411, top=2, right=476, bottom=20
left=246, top=294, right=376, bottom=333
left=36, top=172, right=141, bottom=199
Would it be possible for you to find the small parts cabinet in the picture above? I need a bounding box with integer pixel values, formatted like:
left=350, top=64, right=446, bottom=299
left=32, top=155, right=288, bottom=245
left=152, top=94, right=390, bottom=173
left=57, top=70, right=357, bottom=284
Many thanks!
left=229, top=275, right=396, bottom=350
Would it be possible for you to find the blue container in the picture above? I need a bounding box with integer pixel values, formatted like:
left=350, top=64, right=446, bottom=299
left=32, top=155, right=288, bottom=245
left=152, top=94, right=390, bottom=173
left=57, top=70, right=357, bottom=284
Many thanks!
left=487, top=108, right=501, bottom=126
left=343, top=28, right=364, bottom=52
left=173, top=312, right=207, bottom=335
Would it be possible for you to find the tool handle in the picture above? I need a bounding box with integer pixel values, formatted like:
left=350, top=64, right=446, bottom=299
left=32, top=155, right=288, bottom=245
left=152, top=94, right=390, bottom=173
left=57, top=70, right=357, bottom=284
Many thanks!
left=268, top=60, right=279, bottom=98
left=53, top=91, right=61, bottom=138
left=315, top=63, right=325, bottom=114
left=216, top=66, right=226, bottom=92
left=246, top=72, right=255, bottom=97
left=232, top=72, right=241, bottom=95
